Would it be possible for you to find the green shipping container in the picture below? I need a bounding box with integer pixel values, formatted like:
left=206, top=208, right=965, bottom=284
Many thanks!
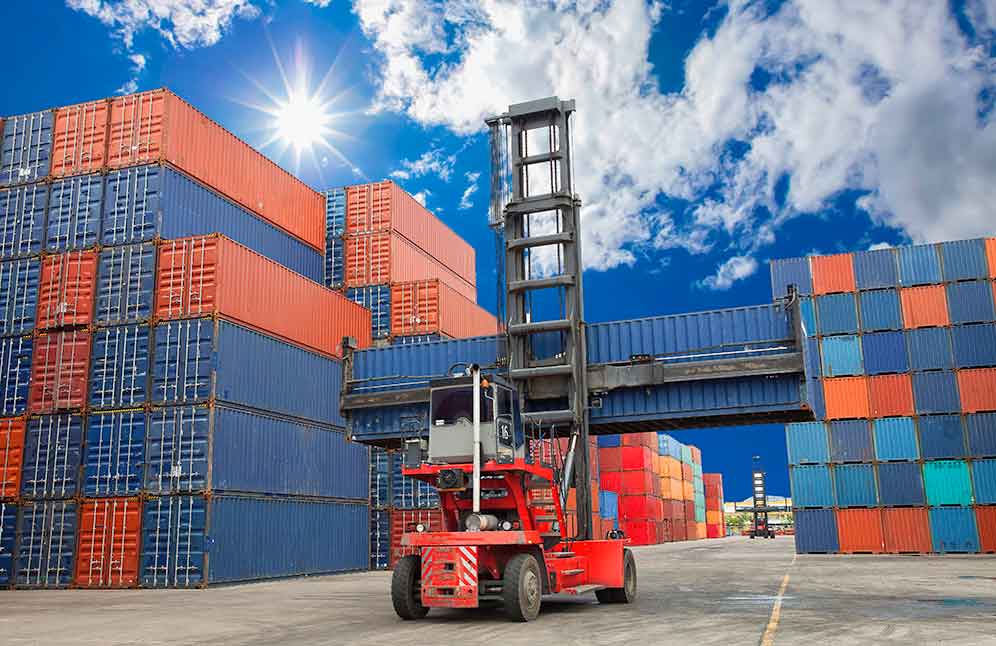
left=680, top=445, right=693, bottom=464
left=923, top=460, right=973, bottom=506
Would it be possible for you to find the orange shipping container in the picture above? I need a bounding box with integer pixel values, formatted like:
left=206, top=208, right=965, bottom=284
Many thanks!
left=107, top=89, right=324, bottom=251
left=661, top=456, right=681, bottom=478
left=681, top=463, right=693, bottom=481
left=977, top=506, right=996, bottom=553
left=986, top=238, right=996, bottom=279
left=29, top=330, right=91, bottom=413
left=868, top=374, right=915, bottom=418
left=37, top=250, right=98, bottom=330
left=0, top=418, right=26, bottom=498
left=900, top=285, right=949, bottom=329
left=706, top=510, right=722, bottom=525
left=836, top=508, right=884, bottom=553
left=52, top=100, right=109, bottom=177
left=391, top=280, right=497, bottom=339
left=958, top=368, right=996, bottom=413
left=690, top=445, right=701, bottom=465
left=682, top=480, right=695, bottom=501
left=346, top=181, right=475, bottom=285
left=881, top=508, right=932, bottom=554
left=156, top=236, right=371, bottom=358
left=665, top=477, right=683, bottom=500
left=811, top=253, right=856, bottom=295
left=823, top=376, right=870, bottom=420
left=75, top=498, right=142, bottom=588
left=344, top=231, right=475, bottom=300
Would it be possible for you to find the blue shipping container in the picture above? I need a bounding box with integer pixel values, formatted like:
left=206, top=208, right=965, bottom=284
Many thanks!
left=598, top=435, right=621, bottom=448
left=370, top=448, right=392, bottom=509
left=324, top=187, right=345, bottom=237
left=89, top=324, right=151, bottom=409
left=906, top=327, right=953, bottom=371
left=785, top=422, right=829, bottom=465
left=347, top=285, right=391, bottom=340
left=0, top=501, right=14, bottom=585
left=0, top=335, right=31, bottom=415
left=352, top=335, right=503, bottom=392
left=939, top=239, right=989, bottom=282
left=326, top=235, right=344, bottom=288
left=95, top=243, right=156, bottom=326
left=946, top=280, right=996, bottom=324
left=84, top=410, right=147, bottom=497
left=877, top=462, right=925, bottom=506
left=0, top=111, right=53, bottom=187
left=599, top=491, right=619, bottom=519
left=833, top=464, right=877, bottom=507
left=102, top=164, right=322, bottom=282
left=830, top=420, right=874, bottom=463
left=152, top=318, right=343, bottom=426
left=16, top=500, right=77, bottom=588
left=20, top=414, right=83, bottom=499
left=972, top=459, right=996, bottom=504
left=803, top=338, right=820, bottom=378
left=861, top=331, right=908, bottom=375
left=350, top=403, right=429, bottom=442
left=392, top=334, right=445, bottom=345
left=800, top=298, right=816, bottom=337
left=392, top=458, right=439, bottom=508
left=144, top=404, right=366, bottom=499
left=816, top=293, right=859, bottom=335
left=141, top=495, right=368, bottom=587
left=793, top=508, right=839, bottom=553
left=858, top=289, right=902, bottom=331
left=929, top=507, right=979, bottom=553
left=46, top=174, right=103, bottom=252
left=951, top=324, right=996, bottom=369
left=0, top=183, right=48, bottom=258
left=967, top=413, right=996, bottom=458
left=370, top=509, right=390, bottom=570
left=913, top=371, right=962, bottom=415
left=898, top=243, right=942, bottom=286
left=820, top=335, right=863, bottom=376
left=805, top=377, right=826, bottom=420
left=790, top=465, right=834, bottom=508
left=853, top=248, right=898, bottom=290
left=918, top=414, right=966, bottom=460
left=873, top=417, right=919, bottom=461
left=770, top=257, right=812, bottom=298
left=0, top=257, right=39, bottom=337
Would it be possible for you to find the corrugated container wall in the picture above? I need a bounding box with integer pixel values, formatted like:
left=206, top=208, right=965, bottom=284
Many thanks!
left=351, top=335, right=504, bottom=390
left=0, top=258, right=40, bottom=336
left=16, top=500, right=77, bottom=588
left=861, top=331, right=907, bottom=374
left=929, top=507, right=979, bottom=553
left=811, top=253, right=855, bottom=295
left=89, top=324, right=150, bottom=410
left=75, top=497, right=141, bottom=588
left=1, top=418, right=26, bottom=498
left=344, top=231, right=476, bottom=300
left=51, top=100, right=108, bottom=178
left=853, top=248, right=898, bottom=290
left=951, top=324, right=996, bottom=368
left=0, top=336, right=32, bottom=415
left=47, top=174, right=103, bottom=252
left=29, top=330, right=91, bottom=413
left=872, top=417, right=919, bottom=461
left=794, top=509, right=838, bottom=553
left=939, top=239, right=989, bottom=281
left=346, top=285, right=391, bottom=340
left=877, top=462, right=925, bottom=506
left=37, top=251, right=98, bottom=330
left=0, top=501, right=14, bottom=585
left=0, top=111, right=53, bottom=187
left=391, top=280, right=498, bottom=339
left=95, top=244, right=156, bottom=326
left=20, top=414, right=83, bottom=499
left=84, top=410, right=146, bottom=496
left=898, top=244, right=942, bottom=286
left=770, top=257, right=812, bottom=297
left=0, top=184, right=48, bottom=258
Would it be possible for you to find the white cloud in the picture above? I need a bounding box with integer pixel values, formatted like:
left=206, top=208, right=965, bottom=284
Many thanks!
left=412, top=189, right=431, bottom=206
left=303, top=0, right=333, bottom=7
left=354, top=0, right=996, bottom=275
left=867, top=242, right=893, bottom=251
left=699, top=255, right=759, bottom=291
left=116, top=52, right=148, bottom=94
left=458, top=171, right=480, bottom=210
left=390, top=147, right=456, bottom=182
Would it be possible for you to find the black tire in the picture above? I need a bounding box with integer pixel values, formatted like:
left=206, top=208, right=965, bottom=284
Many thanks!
left=596, top=548, right=637, bottom=604
left=391, top=555, right=429, bottom=620
left=503, top=553, right=542, bottom=622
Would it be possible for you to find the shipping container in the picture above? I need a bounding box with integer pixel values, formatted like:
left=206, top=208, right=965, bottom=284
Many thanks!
left=898, top=243, right=942, bottom=286
left=790, top=465, right=834, bottom=507
left=599, top=490, right=619, bottom=520
left=794, top=508, right=838, bottom=553
left=815, top=293, right=859, bottom=335
left=324, top=187, right=346, bottom=238
left=144, top=404, right=367, bottom=499
left=16, top=500, right=77, bottom=588
left=0, top=111, right=53, bottom=187
left=346, top=285, right=391, bottom=340
left=912, top=371, right=962, bottom=415
left=0, top=257, right=40, bottom=337
left=868, top=374, right=915, bottom=418
left=988, top=238, right=996, bottom=278
left=770, top=256, right=812, bottom=297
left=853, top=247, right=898, bottom=290
left=370, top=508, right=390, bottom=569
left=918, top=414, right=966, bottom=459
left=836, top=508, right=884, bottom=553
left=0, top=418, right=26, bottom=498
left=156, top=236, right=371, bottom=357
left=0, top=336, right=32, bottom=415
left=83, top=410, right=146, bottom=497
left=977, top=506, right=996, bottom=553
left=95, top=243, right=156, bottom=326
left=951, top=324, right=996, bottom=369
left=89, top=324, right=150, bottom=410
left=823, top=377, right=870, bottom=420
left=369, top=448, right=392, bottom=509
left=858, top=289, right=902, bottom=331
left=391, top=280, right=497, bottom=339
left=351, top=335, right=503, bottom=391
left=929, top=507, right=979, bottom=553
left=834, top=464, right=877, bottom=507
left=0, top=501, right=14, bottom=584
left=36, top=250, right=98, bottom=329
left=102, top=164, right=323, bottom=281
left=0, top=183, right=48, bottom=258
left=326, top=236, right=344, bottom=289
left=861, top=331, right=908, bottom=374
left=829, top=420, right=873, bottom=462
left=881, top=508, right=932, bottom=553
left=392, top=334, right=446, bottom=345
left=820, top=335, right=862, bottom=376
left=906, top=327, right=953, bottom=371
left=940, top=238, right=989, bottom=282
left=349, top=403, right=429, bottom=442
left=923, top=460, right=973, bottom=506
left=51, top=100, right=108, bottom=178
left=811, top=253, right=856, bottom=295
left=107, top=90, right=324, bottom=250
left=877, top=461, right=925, bottom=506
left=973, top=460, right=996, bottom=504
left=946, top=280, right=995, bottom=324
left=46, top=174, right=103, bottom=252
left=346, top=181, right=476, bottom=285
left=20, top=414, right=83, bottom=499
left=873, top=417, right=919, bottom=461
left=967, top=413, right=996, bottom=458
left=29, top=330, right=91, bottom=413
left=344, top=231, right=475, bottom=300
left=958, top=368, right=996, bottom=413
left=900, top=285, right=949, bottom=328
left=141, top=494, right=368, bottom=587
left=800, top=298, right=816, bottom=336
left=786, top=422, right=829, bottom=464
left=75, top=497, right=141, bottom=588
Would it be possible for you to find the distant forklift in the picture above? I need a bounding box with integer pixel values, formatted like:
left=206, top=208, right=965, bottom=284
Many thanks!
left=735, top=458, right=789, bottom=539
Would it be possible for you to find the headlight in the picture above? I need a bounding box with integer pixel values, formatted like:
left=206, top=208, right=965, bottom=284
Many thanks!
left=500, top=520, right=513, bottom=531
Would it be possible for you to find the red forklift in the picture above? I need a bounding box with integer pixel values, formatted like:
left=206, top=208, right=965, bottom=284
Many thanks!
left=391, top=365, right=636, bottom=621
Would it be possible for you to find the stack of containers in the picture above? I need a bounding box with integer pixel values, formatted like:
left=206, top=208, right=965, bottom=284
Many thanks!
left=323, top=188, right=345, bottom=289
left=0, top=89, right=375, bottom=589
left=367, top=447, right=441, bottom=569
left=777, top=238, right=996, bottom=554
left=703, top=473, right=726, bottom=537
left=691, top=446, right=706, bottom=539
left=658, top=433, right=687, bottom=541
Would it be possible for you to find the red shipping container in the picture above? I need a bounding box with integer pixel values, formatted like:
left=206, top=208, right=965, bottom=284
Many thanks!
left=29, top=330, right=91, bottom=413
left=391, top=280, right=497, bottom=339
left=683, top=500, right=695, bottom=520
left=977, top=506, right=996, bottom=553
left=346, top=181, right=475, bottom=285
left=900, top=285, right=950, bottom=329
left=389, top=508, right=444, bottom=568
left=621, top=432, right=654, bottom=448
left=823, top=376, right=870, bottom=420
left=662, top=499, right=684, bottom=521
left=344, top=231, right=475, bottom=300
left=681, top=463, right=693, bottom=481
left=671, top=519, right=687, bottom=541
left=684, top=519, right=698, bottom=540
left=811, top=253, right=856, bottom=295
left=598, top=447, right=622, bottom=473
left=599, top=470, right=657, bottom=494
left=621, top=520, right=657, bottom=545
left=689, top=445, right=702, bottom=465
left=958, top=369, right=996, bottom=413
left=107, top=89, right=324, bottom=251
left=37, top=250, right=98, bottom=330
left=881, top=508, right=932, bottom=554
left=156, top=236, right=371, bottom=358
left=986, top=238, right=996, bottom=279
left=868, top=374, right=915, bottom=418
left=706, top=523, right=724, bottom=539
left=836, top=509, right=885, bottom=553
left=0, top=418, right=26, bottom=499
left=51, top=99, right=109, bottom=177
left=75, top=498, right=142, bottom=588
left=619, top=494, right=661, bottom=521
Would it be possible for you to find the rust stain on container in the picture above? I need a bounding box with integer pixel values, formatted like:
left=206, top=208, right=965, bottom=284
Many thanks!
left=75, top=497, right=142, bottom=588
left=823, top=376, right=870, bottom=420
left=900, top=285, right=950, bottom=328
left=837, top=508, right=885, bottom=553
left=29, top=330, right=91, bottom=413
left=51, top=100, right=109, bottom=177
left=37, top=250, right=99, bottom=330
left=0, top=418, right=26, bottom=498
left=957, top=368, right=996, bottom=413
left=390, top=279, right=497, bottom=339
left=811, top=253, right=856, bottom=295
left=882, top=507, right=932, bottom=553
left=868, top=373, right=915, bottom=418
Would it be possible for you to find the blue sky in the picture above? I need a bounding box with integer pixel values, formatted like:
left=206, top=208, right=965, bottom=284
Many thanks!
left=4, top=0, right=995, bottom=500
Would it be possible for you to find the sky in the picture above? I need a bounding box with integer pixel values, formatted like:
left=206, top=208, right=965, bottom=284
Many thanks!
left=3, top=0, right=995, bottom=500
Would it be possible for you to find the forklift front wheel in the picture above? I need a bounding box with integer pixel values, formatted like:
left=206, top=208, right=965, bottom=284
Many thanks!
left=596, top=548, right=637, bottom=604
left=503, top=553, right=542, bottom=622
left=392, top=555, right=429, bottom=620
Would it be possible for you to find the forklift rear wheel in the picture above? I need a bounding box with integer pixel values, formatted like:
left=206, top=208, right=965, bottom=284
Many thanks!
left=596, top=548, right=637, bottom=604
left=503, top=553, right=542, bottom=622
left=392, top=555, right=429, bottom=620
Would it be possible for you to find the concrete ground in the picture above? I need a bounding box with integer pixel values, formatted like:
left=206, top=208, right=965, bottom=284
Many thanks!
left=2, top=537, right=995, bottom=645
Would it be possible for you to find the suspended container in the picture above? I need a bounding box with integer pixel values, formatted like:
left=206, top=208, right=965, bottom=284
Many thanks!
left=391, top=279, right=498, bottom=339
left=912, top=371, right=961, bottom=415
left=900, top=285, right=949, bottom=328
left=906, top=327, right=953, bottom=371
left=51, top=99, right=109, bottom=178
left=967, top=413, right=996, bottom=458
left=820, top=335, right=862, bottom=377
left=815, top=293, right=859, bottom=335
left=918, top=414, right=966, bottom=459
left=20, top=414, right=83, bottom=499
left=923, top=460, right=973, bottom=506
left=95, top=243, right=156, bottom=326
left=868, top=374, right=914, bottom=418
left=350, top=334, right=503, bottom=392
left=858, top=289, right=902, bottom=331
left=939, top=238, right=989, bottom=282
left=861, top=331, right=907, bottom=375
left=823, top=377, right=870, bottom=420
left=929, top=507, right=979, bottom=553
left=0, top=336, right=32, bottom=415
left=769, top=256, right=812, bottom=298
left=897, top=243, right=942, bottom=286
left=28, top=330, right=91, bottom=413
left=0, top=257, right=40, bottom=337
left=853, top=247, right=898, bottom=290
left=811, top=253, right=855, bottom=295
left=958, top=368, right=996, bottom=413
left=15, top=500, right=77, bottom=588
left=46, top=174, right=104, bottom=252
left=0, top=183, right=48, bottom=259
left=946, top=280, right=995, bottom=324
left=872, top=417, right=919, bottom=461
left=36, top=250, right=98, bottom=330
left=877, top=461, right=925, bottom=506
left=346, top=285, right=391, bottom=340
left=0, top=111, right=53, bottom=187
left=75, top=497, right=142, bottom=588
left=0, top=418, right=26, bottom=499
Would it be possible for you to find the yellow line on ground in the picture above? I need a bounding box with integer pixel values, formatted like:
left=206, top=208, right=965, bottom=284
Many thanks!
left=760, top=554, right=796, bottom=646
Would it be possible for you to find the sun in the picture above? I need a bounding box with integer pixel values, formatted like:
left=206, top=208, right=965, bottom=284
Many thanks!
left=274, top=89, right=330, bottom=152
